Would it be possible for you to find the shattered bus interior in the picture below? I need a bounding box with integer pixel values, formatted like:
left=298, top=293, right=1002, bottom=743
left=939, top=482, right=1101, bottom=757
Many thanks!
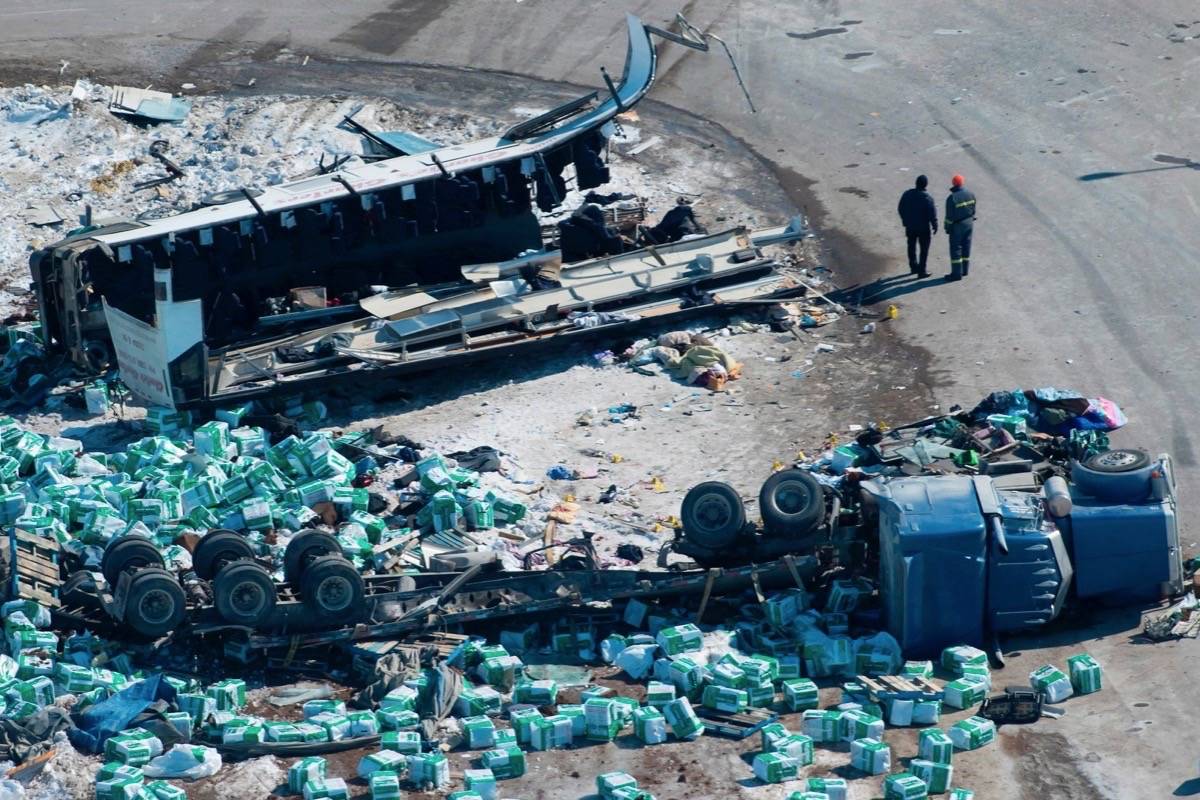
left=29, top=14, right=727, bottom=381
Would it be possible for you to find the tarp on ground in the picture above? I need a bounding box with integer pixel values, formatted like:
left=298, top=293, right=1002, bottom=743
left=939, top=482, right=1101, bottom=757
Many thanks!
left=968, top=387, right=1126, bottom=434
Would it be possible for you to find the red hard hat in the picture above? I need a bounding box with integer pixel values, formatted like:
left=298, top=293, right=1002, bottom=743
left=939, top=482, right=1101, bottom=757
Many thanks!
left=952, top=174, right=965, bottom=187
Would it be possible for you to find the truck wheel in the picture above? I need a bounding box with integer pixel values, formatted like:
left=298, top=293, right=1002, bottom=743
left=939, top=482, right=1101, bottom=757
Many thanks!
left=123, top=568, right=186, bottom=638
left=1084, top=449, right=1150, bottom=473
left=1071, top=449, right=1154, bottom=503
left=300, top=555, right=364, bottom=621
left=284, top=530, right=341, bottom=586
left=681, top=482, right=745, bottom=551
left=101, top=536, right=165, bottom=587
left=214, top=561, right=277, bottom=627
left=193, top=530, right=256, bottom=581
left=759, top=469, right=824, bottom=538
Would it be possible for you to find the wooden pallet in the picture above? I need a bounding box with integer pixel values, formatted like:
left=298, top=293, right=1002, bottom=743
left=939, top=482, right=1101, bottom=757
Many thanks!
left=858, top=674, right=943, bottom=701
left=10, top=529, right=60, bottom=608
left=696, top=707, right=779, bottom=739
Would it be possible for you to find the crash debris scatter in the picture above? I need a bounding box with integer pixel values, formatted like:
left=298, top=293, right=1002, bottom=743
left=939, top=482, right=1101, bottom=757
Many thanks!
left=0, top=11, right=1189, bottom=800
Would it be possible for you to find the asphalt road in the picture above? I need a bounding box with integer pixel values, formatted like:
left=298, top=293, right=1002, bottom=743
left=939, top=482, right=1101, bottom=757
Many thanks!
left=1, top=1, right=1198, bottom=797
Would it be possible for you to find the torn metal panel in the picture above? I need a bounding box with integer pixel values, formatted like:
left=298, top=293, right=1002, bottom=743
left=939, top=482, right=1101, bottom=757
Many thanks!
left=108, top=86, right=191, bottom=123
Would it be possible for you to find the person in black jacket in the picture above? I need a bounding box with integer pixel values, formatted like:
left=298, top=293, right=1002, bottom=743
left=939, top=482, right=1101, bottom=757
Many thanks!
left=897, top=175, right=939, bottom=277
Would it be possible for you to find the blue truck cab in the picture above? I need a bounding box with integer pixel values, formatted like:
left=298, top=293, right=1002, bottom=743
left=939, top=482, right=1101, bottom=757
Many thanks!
left=865, top=452, right=1182, bottom=657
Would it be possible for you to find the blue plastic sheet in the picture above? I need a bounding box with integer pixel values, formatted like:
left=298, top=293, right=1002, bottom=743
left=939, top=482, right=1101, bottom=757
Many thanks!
left=68, top=673, right=177, bottom=754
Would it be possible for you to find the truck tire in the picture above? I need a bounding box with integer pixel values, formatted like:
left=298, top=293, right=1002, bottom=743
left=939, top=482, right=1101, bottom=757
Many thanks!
left=101, top=536, right=165, bottom=587
left=123, top=568, right=186, bottom=638
left=1071, top=449, right=1154, bottom=503
left=284, top=530, right=341, bottom=586
left=214, top=561, right=277, bottom=627
left=681, top=482, right=745, bottom=551
left=759, top=469, right=824, bottom=538
left=300, top=555, right=364, bottom=621
left=1083, top=449, right=1150, bottom=473
left=193, top=530, right=256, bottom=581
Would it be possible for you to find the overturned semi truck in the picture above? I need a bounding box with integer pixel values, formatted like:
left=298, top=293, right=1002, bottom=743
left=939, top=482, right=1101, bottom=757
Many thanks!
left=30, top=14, right=722, bottom=374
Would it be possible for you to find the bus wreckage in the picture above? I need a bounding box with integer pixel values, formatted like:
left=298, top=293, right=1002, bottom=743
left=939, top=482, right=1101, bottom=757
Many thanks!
left=27, top=13, right=788, bottom=407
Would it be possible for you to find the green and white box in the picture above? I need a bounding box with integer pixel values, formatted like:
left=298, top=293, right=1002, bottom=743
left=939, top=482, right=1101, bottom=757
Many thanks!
left=302, top=778, right=350, bottom=800
left=406, top=752, right=449, bottom=788
left=633, top=706, right=667, bottom=744
left=288, top=756, right=327, bottom=794
left=265, top=722, right=304, bottom=743
left=514, top=679, right=557, bottom=706
left=949, top=716, right=996, bottom=751
left=839, top=709, right=884, bottom=742
left=95, top=774, right=143, bottom=800
left=913, top=700, right=941, bottom=725
left=943, top=677, right=988, bottom=710
left=666, top=657, right=705, bottom=694
left=807, top=776, right=848, bottom=800
left=302, top=699, right=347, bottom=719
left=940, top=645, right=987, bottom=674
left=912, top=758, right=954, bottom=794
left=206, top=679, right=246, bottom=711
left=370, top=772, right=401, bottom=800
left=764, top=588, right=807, bottom=627
left=888, top=699, right=914, bottom=727
left=656, top=623, right=703, bottom=655
left=311, top=712, right=350, bottom=742
left=775, top=734, right=814, bottom=767
left=645, top=681, right=675, bottom=708
left=1029, top=664, right=1074, bottom=703
left=919, top=728, right=954, bottom=764
left=463, top=768, right=497, bottom=800
left=850, top=737, right=891, bottom=774
left=597, top=772, right=638, bottom=800
left=380, top=685, right=418, bottom=712
left=481, top=744, right=525, bottom=779
left=801, top=710, right=842, bottom=743
left=381, top=730, right=422, bottom=754
left=710, top=661, right=747, bottom=689
left=463, top=715, right=496, bottom=749
left=902, top=660, right=934, bottom=680
left=511, top=706, right=544, bottom=744
left=347, top=710, right=380, bottom=736
left=662, top=697, right=704, bottom=740
left=753, top=752, right=798, bottom=784
left=144, top=780, right=187, bottom=800
left=884, top=772, right=929, bottom=800
left=530, top=714, right=573, bottom=751
left=948, top=789, right=975, bottom=800
left=783, top=678, right=819, bottom=712
left=1066, top=653, right=1102, bottom=695
left=702, top=684, right=748, bottom=713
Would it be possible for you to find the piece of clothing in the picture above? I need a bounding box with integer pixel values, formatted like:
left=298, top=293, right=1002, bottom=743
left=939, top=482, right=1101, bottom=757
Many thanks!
left=558, top=216, right=624, bottom=262
left=945, top=186, right=977, bottom=228
left=949, top=225, right=973, bottom=278
left=898, top=188, right=938, bottom=232
left=906, top=228, right=931, bottom=273
left=667, top=345, right=742, bottom=384
left=644, top=205, right=706, bottom=244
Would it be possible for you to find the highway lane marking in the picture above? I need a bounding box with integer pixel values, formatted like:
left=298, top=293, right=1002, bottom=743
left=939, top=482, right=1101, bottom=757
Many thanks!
left=0, top=7, right=86, bottom=18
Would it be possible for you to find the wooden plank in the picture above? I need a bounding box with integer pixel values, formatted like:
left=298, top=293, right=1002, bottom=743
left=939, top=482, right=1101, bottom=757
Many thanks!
left=16, top=559, right=60, bottom=583
left=696, top=706, right=778, bottom=739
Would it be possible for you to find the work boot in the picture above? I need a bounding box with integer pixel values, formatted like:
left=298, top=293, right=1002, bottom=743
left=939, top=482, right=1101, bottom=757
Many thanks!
left=945, top=274, right=961, bottom=282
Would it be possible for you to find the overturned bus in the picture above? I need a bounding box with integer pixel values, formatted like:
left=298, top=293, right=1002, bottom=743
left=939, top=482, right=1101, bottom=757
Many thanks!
left=30, top=14, right=715, bottom=373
